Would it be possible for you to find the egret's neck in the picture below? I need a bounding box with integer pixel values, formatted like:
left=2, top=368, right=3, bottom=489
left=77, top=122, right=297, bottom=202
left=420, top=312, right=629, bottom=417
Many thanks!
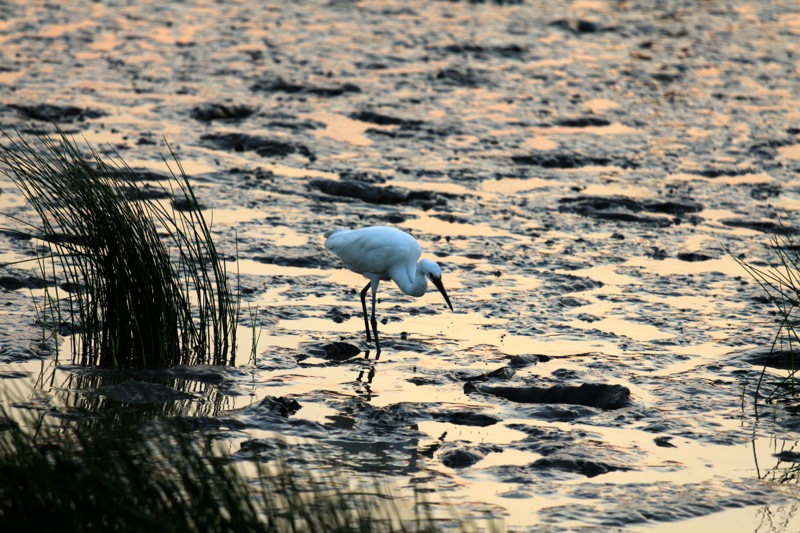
left=393, top=263, right=428, bottom=297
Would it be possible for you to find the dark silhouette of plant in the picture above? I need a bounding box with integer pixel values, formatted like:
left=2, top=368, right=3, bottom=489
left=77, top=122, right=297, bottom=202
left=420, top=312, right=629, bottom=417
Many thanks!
left=0, top=128, right=238, bottom=368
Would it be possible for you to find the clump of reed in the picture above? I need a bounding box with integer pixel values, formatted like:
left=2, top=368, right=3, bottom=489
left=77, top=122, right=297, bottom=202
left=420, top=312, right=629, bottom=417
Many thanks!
left=0, top=129, right=237, bottom=368
left=733, top=231, right=800, bottom=405
left=0, top=401, right=465, bottom=533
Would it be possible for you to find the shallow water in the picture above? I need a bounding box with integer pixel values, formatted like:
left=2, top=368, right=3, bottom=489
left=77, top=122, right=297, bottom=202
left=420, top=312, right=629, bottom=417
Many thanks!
left=2, top=0, right=800, bottom=530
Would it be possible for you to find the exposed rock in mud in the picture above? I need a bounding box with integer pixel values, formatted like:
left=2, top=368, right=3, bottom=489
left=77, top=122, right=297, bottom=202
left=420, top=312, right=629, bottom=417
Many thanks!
left=324, top=308, right=352, bottom=324
left=310, top=178, right=406, bottom=204
left=529, top=454, right=630, bottom=478
left=738, top=349, right=798, bottom=370
left=439, top=443, right=496, bottom=469
left=309, top=178, right=445, bottom=207
left=676, top=252, right=713, bottom=262
left=431, top=410, right=500, bottom=427
left=512, top=153, right=637, bottom=169
left=200, top=133, right=314, bottom=160
left=0, top=275, right=45, bottom=291
left=190, top=103, right=257, bottom=122
left=642, top=200, right=704, bottom=216
left=250, top=76, right=361, bottom=97
left=774, top=450, right=800, bottom=462
left=340, top=400, right=419, bottom=433
left=257, top=395, right=302, bottom=417
left=7, top=103, right=105, bottom=123
left=319, top=341, right=362, bottom=361
left=0, top=229, right=33, bottom=242
left=558, top=195, right=703, bottom=226
left=720, top=218, right=798, bottom=235
left=553, top=116, right=612, bottom=127
left=350, top=110, right=424, bottom=128
left=654, top=436, right=677, bottom=448
left=693, top=166, right=756, bottom=178
left=465, top=382, right=631, bottom=410
left=507, top=355, right=544, bottom=368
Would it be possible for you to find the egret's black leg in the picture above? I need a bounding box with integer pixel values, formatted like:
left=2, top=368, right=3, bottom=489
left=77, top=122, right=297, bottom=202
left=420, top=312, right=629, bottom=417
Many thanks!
left=360, top=282, right=372, bottom=343
left=371, top=314, right=381, bottom=358
left=370, top=284, right=381, bottom=357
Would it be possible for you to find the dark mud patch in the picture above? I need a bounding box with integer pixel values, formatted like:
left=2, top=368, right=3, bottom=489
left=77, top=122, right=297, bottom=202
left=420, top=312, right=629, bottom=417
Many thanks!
left=720, top=218, right=799, bottom=235
left=512, top=153, right=638, bottom=169
left=465, top=382, right=631, bottom=410
left=738, top=349, right=798, bottom=371
left=310, top=178, right=447, bottom=207
left=439, top=443, right=499, bottom=469
left=430, top=410, right=501, bottom=427
left=553, top=116, right=612, bottom=127
left=0, top=275, right=46, bottom=291
left=190, top=103, right=258, bottom=122
left=530, top=455, right=630, bottom=478
left=257, top=395, right=302, bottom=417
left=558, top=196, right=703, bottom=226
left=350, top=110, right=424, bottom=129
left=200, top=133, right=315, bottom=160
left=7, top=104, right=105, bottom=123
left=676, top=252, right=714, bottom=262
left=250, top=76, right=361, bottom=97
left=303, top=341, right=362, bottom=361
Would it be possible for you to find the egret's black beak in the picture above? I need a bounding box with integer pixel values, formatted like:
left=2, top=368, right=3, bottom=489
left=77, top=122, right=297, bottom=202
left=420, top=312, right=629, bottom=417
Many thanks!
left=431, top=275, right=453, bottom=311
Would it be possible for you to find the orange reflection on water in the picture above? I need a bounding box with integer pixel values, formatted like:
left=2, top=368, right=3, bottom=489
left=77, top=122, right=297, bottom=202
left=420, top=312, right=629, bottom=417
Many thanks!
left=583, top=98, right=620, bottom=113
left=400, top=214, right=521, bottom=239
left=579, top=183, right=656, bottom=198
left=302, top=111, right=376, bottom=147
left=778, top=144, right=800, bottom=160
left=478, top=177, right=560, bottom=195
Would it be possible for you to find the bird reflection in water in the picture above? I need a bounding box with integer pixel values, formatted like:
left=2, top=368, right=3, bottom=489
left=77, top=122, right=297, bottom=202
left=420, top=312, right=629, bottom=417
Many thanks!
left=355, top=365, right=376, bottom=401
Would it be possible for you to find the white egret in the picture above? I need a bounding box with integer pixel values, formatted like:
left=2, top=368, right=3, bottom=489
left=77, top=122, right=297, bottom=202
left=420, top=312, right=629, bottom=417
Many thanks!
left=324, top=225, right=453, bottom=353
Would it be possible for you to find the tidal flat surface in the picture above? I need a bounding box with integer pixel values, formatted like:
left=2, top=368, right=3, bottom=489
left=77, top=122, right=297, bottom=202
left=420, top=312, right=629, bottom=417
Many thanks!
left=2, top=0, right=800, bottom=530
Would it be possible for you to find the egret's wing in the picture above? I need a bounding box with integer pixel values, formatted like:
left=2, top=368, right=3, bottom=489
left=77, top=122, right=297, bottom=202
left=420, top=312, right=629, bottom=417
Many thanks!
left=325, top=227, right=421, bottom=278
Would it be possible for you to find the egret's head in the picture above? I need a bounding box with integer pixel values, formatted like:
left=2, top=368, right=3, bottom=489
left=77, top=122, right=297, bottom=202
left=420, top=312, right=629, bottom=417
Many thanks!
left=419, top=259, right=453, bottom=311
left=419, top=258, right=442, bottom=278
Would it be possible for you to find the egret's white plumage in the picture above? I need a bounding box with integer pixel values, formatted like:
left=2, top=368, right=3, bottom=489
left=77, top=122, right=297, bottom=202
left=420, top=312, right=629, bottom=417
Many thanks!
left=324, top=226, right=453, bottom=353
